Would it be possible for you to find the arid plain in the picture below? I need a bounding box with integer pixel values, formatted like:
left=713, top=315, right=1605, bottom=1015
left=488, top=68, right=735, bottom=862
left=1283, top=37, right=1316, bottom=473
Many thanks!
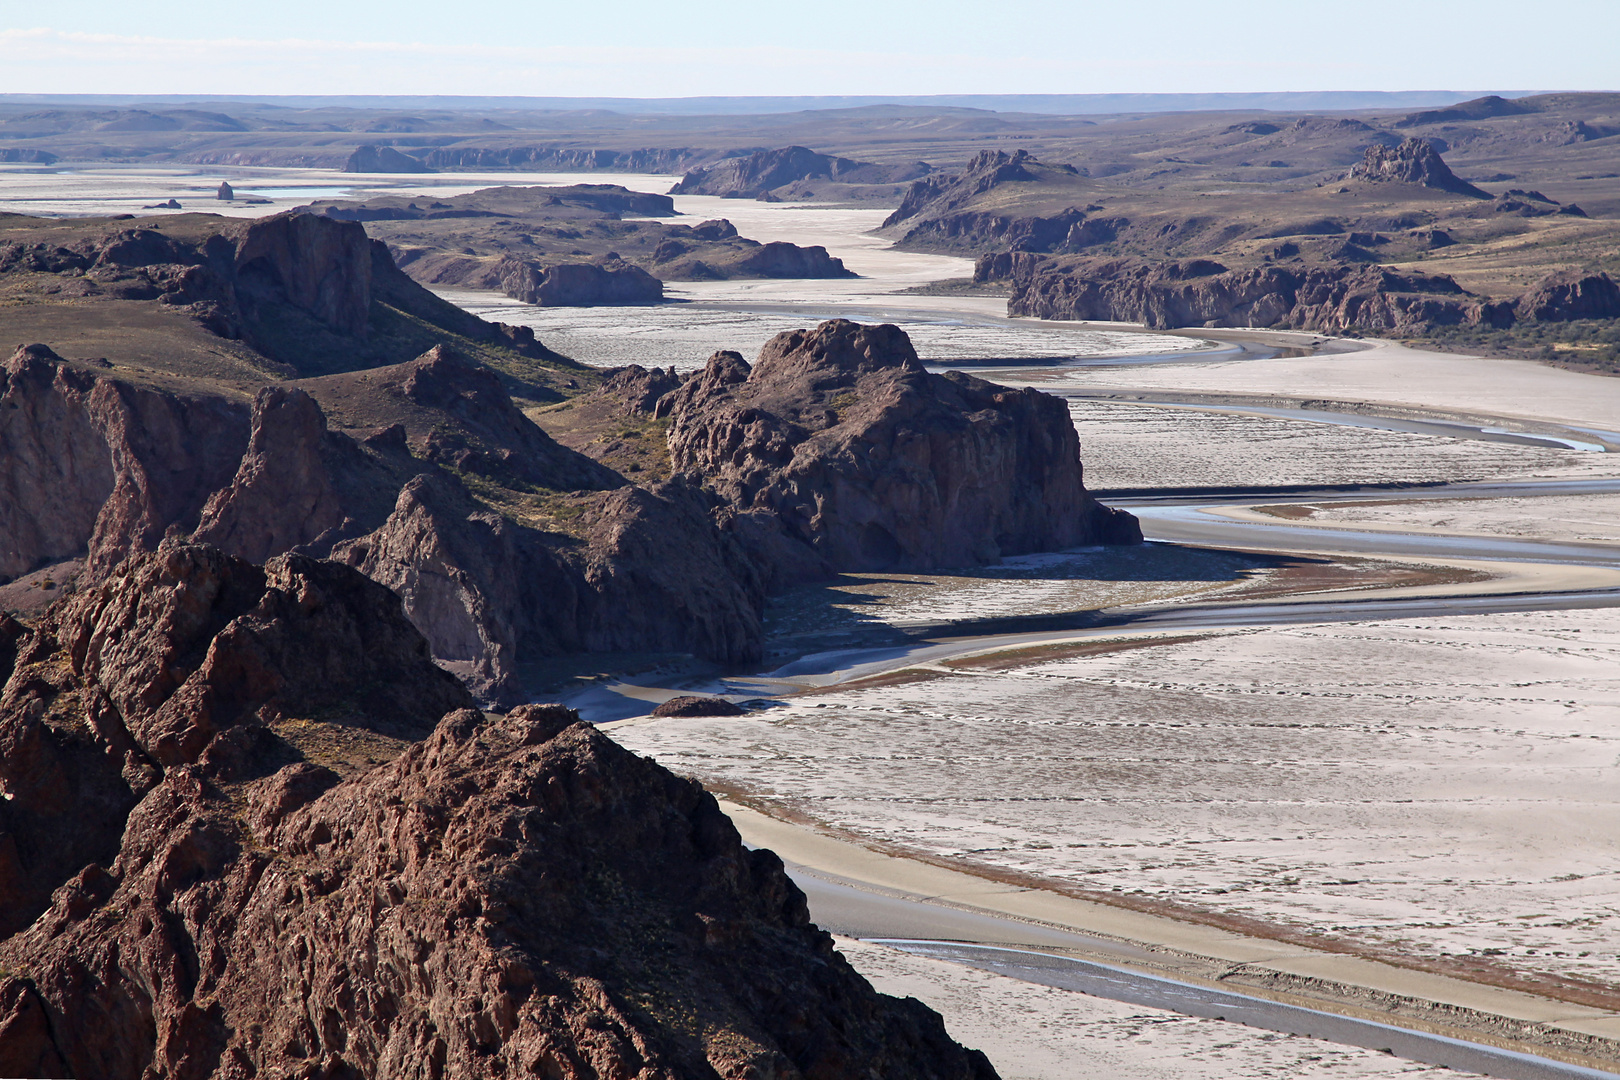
left=5, top=127, right=1620, bottom=1078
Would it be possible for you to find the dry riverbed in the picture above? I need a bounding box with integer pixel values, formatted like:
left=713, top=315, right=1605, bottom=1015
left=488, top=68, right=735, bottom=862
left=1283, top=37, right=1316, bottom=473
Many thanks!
left=838, top=938, right=1481, bottom=1080
left=610, top=605, right=1620, bottom=996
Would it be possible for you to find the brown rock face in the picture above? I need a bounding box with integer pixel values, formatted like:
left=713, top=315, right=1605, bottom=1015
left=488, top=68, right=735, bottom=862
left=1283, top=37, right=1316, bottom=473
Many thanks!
left=1007, top=256, right=1519, bottom=333
left=496, top=257, right=664, bottom=306
left=1515, top=270, right=1620, bottom=321
left=1349, top=138, right=1490, bottom=198
left=0, top=547, right=996, bottom=1080
left=663, top=319, right=1139, bottom=576
left=192, top=387, right=348, bottom=563
left=226, top=211, right=376, bottom=337
left=0, top=541, right=473, bottom=937
left=0, top=344, right=250, bottom=583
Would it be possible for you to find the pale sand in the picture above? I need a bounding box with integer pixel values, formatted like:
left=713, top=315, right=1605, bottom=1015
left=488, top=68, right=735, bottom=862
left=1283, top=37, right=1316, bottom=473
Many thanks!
left=1061, top=399, right=1620, bottom=494
left=1282, top=494, right=1620, bottom=547
left=609, top=605, right=1620, bottom=992
left=836, top=937, right=1477, bottom=1080
left=1038, top=334, right=1620, bottom=434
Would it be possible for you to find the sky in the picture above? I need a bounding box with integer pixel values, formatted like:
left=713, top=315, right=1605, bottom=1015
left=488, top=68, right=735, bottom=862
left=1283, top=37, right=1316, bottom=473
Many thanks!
left=1, top=1, right=1615, bottom=99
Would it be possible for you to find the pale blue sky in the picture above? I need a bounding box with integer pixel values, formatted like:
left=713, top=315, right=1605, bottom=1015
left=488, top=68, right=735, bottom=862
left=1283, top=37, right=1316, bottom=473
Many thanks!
left=3, top=1, right=1614, bottom=97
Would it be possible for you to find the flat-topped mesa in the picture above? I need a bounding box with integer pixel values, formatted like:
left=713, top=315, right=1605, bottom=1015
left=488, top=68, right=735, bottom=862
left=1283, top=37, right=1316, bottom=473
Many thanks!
left=1349, top=137, right=1490, bottom=198
left=670, top=145, right=931, bottom=199
left=662, top=319, right=1139, bottom=579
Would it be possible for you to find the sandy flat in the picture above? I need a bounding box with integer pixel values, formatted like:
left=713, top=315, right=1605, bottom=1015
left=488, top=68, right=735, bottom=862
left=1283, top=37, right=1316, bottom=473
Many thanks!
left=1282, top=494, right=1620, bottom=547
left=610, top=605, right=1620, bottom=989
left=1063, top=399, right=1620, bottom=493
left=1040, top=336, right=1620, bottom=434
left=837, top=938, right=1475, bottom=1080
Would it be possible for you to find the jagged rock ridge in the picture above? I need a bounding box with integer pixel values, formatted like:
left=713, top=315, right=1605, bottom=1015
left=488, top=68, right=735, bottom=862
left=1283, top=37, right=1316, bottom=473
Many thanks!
left=0, top=542, right=998, bottom=1080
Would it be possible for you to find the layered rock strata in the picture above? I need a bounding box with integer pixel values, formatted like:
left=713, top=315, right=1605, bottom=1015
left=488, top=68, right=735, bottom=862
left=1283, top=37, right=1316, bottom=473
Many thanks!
left=671, top=146, right=930, bottom=199
left=1005, top=256, right=1620, bottom=332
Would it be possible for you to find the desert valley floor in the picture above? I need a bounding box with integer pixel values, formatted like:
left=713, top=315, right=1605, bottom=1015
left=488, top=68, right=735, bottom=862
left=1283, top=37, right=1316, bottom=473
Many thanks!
left=9, top=162, right=1620, bottom=1080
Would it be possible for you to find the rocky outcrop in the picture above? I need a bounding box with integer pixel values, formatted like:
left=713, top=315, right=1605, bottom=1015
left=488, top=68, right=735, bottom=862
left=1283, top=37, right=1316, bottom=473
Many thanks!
left=883, top=149, right=1075, bottom=227
left=0, top=148, right=58, bottom=164
left=334, top=475, right=576, bottom=703
left=1516, top=270, right=1620, bottom=321
left=661, top=320, right=1139, bottom=577
left=0, top=344, right=250, bottom=583
left=0, top=338, right=770, bottom=706
left=192, top=387, right=348, bottom=564
left=496, top=257, right=665, bottom=306
left=1007, top=255, right=1620, bottom=333
left=1349, top=138, right=1490, bottom=198
left=342, top=144, right=433, bottom=173
left=881, top=150, right=1102, bottom=254
left=670, top=146, right=930, bottom=198
left=415, top=145, right=715, bottom=173
left=0, top=211, right=376, bottom=346
left=653, top=235, right=854, bottom=280
left=311, top=183, right=677, bottom=222
left=0, top=546, right=994, bottom=1079
left=0, top=541, right=473, bottom=936
left=652, top=695, right=746, bottom=717
left=392, top=345, right=624, bottom=491
left=1008, top=256, right=1514, bottom=332
left=228, top=211, right=376, bottom=337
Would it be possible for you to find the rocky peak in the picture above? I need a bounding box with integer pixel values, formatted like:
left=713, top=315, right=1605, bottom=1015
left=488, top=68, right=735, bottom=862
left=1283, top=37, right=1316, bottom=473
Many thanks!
left=225, top=211, right=375, bottom=337
left=399, top=345, right=626, bottom=492
left=663, top=319, right=1139, bottom=574
left=0, top=539, right=473, bottom=935
left=192, top=386, right=347, bottom=564
left=0, top=695, right=997, bottom=1078
left=1350, top=138, right=1490, bottom=198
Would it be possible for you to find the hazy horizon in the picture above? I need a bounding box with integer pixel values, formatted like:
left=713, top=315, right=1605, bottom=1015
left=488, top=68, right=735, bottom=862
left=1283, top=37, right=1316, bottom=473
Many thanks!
left=3, top=0, right=1613, bottom=98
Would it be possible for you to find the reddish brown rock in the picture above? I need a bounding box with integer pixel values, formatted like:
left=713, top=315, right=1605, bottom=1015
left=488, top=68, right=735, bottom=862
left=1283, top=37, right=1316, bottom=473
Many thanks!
left=1349, top=137, right=1490, bottom=198
left=0, top=540, right=472, bottom=937
left=662, top=320, right=1139, bottom=577
left=1515, top=269, right=1620, bottom=322
left=192, top=386, right=347, bottom=563
left=0, top=555, right=997, bottom=1079
left=0, top=343, right=250, bottom=584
